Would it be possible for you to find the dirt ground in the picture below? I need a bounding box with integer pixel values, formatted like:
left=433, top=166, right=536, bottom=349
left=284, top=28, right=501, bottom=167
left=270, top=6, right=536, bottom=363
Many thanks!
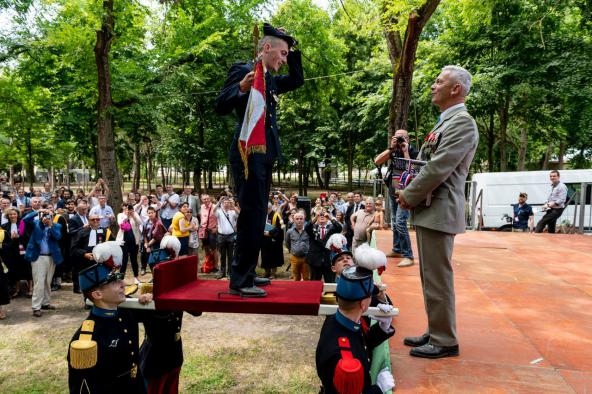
left=0, top=263, right=324, bottom=393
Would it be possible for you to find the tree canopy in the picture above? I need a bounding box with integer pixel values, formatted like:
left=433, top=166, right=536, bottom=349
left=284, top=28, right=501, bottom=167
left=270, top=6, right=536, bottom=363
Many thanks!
left=1, top=0, right=590, bottom=194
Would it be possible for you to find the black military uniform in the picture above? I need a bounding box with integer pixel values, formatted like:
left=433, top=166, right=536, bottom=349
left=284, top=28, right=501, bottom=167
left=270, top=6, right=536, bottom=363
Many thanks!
left=305, top=219, right=342, bottom=282
left=68, top=307, right=145, bottom=394
left=316, top=266, right=395, bottom=394
left=316, top=311, right=394, bottom=394
left=214, top=23, right=304, bottom=295
left=138, top=310, right=184, bottom=392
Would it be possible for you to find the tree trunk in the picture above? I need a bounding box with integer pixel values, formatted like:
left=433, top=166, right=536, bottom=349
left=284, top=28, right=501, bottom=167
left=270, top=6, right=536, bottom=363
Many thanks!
left=298, top=146, right=304, bottom=196
left=94, top=0, right=123, bottom=211
left=558, top=142, right=565, bottom=169
left=146, top=141, right=153, bottom=192
left=303, top=158, right=310, bottom=196
left=160, top=163, right=166, bottom=185
left=347, top=131, right=353, bottom=190
left=487, top=110, right=495, bottom=172
left=133, top=142, right=141, bottom=191
left=314, top=159, right=325, bottom=189
left=517, top=127, right=527, bottom=171
left=542, top=144, right=552, bottom=169
left=25, top=128, right=35, bottom=189
left=497, top=93, right=510, bottom=171
left=384, top=0, right=441, bottom=137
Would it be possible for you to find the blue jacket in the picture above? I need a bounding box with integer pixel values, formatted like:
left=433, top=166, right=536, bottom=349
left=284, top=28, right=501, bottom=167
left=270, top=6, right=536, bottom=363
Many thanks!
left=22, top=211, right=63, bottom=264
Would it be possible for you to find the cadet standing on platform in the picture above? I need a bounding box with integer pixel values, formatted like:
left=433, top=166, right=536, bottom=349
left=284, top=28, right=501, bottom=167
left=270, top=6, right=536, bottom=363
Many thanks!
left=215, top=23, right=304, bottom=297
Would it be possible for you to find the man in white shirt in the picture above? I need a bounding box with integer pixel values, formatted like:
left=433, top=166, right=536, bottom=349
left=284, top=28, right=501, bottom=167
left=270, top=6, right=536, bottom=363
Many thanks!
left=89, top=195, right=115, bottom=230
left=159, top=184, right=180, bottom=230
left=214, top=197, right=239, bottom=278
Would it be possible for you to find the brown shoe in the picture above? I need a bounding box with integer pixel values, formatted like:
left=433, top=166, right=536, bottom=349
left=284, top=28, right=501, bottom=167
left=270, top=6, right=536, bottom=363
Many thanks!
left=32, top=310, right=42, bottom=317
left=386, top=251, right=403, bottom=258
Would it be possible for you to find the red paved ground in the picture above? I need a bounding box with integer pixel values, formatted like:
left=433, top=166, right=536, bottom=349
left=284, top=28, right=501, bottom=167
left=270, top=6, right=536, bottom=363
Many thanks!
left=375, top=230, right=592, bottom=393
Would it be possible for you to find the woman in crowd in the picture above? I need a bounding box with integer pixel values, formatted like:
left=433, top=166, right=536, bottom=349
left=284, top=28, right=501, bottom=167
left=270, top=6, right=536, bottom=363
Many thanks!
left=0, top=227, right=9, bottom=319
left=185, top=206, right=200, bottom=256
left=142, top=206, right=167, bottom=273
left=1, top=207, right=33, bottom=297
left=269, top=191, right=287, bottom=213
left=116, top=204, right=143, bottom=284
left=171, top=202, right=194, bottom=256
left=311, top=198, right=323, bottom=222
left=280, top=193, right=299, bottom=228
left=261, top=203, right=284, bottom=279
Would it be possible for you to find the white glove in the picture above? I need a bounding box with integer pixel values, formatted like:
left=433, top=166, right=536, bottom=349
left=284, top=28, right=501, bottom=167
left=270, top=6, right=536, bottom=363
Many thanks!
left=377, top=303, right=394, bottom=313
left=376, top=368, right=395, bottom=393
left=369, top=314, right=393, bottom=333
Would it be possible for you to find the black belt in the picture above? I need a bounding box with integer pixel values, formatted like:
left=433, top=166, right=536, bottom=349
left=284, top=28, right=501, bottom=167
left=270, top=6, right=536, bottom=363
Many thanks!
left=40, top=253, right=51, bottom=256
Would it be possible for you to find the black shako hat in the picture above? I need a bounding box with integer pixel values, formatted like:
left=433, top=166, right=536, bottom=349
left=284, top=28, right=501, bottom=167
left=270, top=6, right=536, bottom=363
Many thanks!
left=262, top=23, right=297, bottom=48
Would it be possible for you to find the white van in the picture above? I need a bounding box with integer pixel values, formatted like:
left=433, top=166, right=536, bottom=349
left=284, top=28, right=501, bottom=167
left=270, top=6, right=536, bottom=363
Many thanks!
left=468, top=170, right=592, bottom=231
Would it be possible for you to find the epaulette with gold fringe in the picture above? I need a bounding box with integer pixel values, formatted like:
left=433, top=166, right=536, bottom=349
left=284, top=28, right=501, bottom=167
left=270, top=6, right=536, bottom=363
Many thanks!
left=69, top=320, right=98, bottom=369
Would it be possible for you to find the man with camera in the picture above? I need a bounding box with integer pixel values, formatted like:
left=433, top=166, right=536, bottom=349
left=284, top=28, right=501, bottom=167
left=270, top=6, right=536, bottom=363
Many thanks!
left=374, top=130, right=418, bottom=267
left=214, top=196, right=239, bottom=279
left=22, top=205, right=63, bottom=317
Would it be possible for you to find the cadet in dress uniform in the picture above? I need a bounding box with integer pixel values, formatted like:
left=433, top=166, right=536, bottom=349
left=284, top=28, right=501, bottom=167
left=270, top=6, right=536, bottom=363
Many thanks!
left=315, top=266, right=395, bottom=394
left=215, top=23, right=304, bottom=297
left=67, top=262, right=146, bottom=394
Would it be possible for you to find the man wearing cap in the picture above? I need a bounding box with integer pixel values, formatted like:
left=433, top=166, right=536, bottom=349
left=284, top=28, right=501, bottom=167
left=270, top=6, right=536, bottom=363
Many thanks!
left=513, top=192, right=534, bottom=232
left=215, top=23, right=304, bottom=296
left=316, top=266, right=395, bottom=394
left=67, top=263, right=148, bottom=393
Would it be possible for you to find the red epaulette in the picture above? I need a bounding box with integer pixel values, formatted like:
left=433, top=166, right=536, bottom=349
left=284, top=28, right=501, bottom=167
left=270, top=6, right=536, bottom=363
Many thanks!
left=333, top=337, right=364, bottom=394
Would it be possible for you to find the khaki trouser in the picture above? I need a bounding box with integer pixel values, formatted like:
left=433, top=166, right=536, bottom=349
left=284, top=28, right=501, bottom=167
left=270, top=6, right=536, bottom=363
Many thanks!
left=290, top=255, right=309, bottom=281
left=31, top=255, right=56, bottom=311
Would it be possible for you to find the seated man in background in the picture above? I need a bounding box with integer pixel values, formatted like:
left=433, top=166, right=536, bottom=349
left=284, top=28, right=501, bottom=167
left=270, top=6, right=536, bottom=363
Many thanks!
left=512, top=192, right=534, bottom=232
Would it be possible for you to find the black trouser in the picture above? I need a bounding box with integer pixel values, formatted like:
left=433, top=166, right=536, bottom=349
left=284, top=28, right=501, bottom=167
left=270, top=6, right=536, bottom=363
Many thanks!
left=309, top=264, right=335, bottom=283
left=229, top=156, right=272, bottom=289
left=217, top=233, right=235, bottom=274
left=535, top=208, right=564, bottom=233
left=121, top=241, right=139, bottom=277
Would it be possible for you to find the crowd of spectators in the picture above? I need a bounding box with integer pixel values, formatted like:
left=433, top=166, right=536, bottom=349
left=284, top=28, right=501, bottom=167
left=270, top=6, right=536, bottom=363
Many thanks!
left=0, top=172, right=391, bottom=319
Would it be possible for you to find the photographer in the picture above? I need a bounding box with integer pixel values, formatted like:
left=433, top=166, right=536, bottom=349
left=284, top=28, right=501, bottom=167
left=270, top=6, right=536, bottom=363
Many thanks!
left=374, top=129, right=418, bottom=267
left=22, top=207, right=63, bottom=317
left=214, top=196, right=239, bottom=279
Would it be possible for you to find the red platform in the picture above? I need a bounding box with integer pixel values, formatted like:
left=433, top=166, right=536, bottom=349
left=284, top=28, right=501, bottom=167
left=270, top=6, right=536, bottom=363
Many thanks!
left=153, top=255, right=324, bottom=315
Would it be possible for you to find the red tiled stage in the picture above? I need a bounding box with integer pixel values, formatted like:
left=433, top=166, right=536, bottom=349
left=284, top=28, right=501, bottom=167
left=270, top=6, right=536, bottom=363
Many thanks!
left=153, top=255, right=323, bottom=315
left=375, top=230, right=592, bottom=393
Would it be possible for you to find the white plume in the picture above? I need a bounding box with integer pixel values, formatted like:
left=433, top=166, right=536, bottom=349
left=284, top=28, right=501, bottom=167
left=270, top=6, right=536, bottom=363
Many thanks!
left=160, top=235, right=181, bottom=258
left=354, top=243, right=387, bottom=270
left=92, top=241, right=123, bottom=267
left=325, top=233, right=348, bottom=251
